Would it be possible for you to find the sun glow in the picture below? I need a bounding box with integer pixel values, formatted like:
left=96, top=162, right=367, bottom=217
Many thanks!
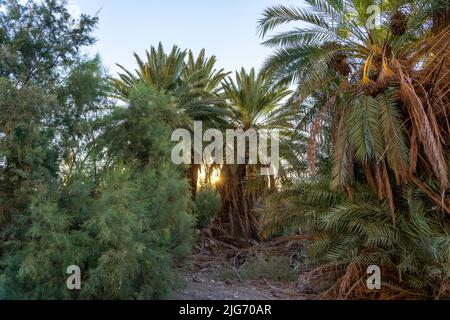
left=198, top=166, right=221, bottom=188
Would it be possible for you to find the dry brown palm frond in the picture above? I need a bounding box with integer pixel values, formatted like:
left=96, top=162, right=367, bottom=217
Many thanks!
left=312, top=263, right=426, bottom=300
left=393, top=58, right=448, bottom=188
left=411, top=176, right=450, bottom=216
left=413, top=27, right=450, bottom=136
left=405, top=26, right=450, bottom=111
left=409, top=130, right=419, bottom=175
left=338, top=263, right=365, bottom=298
left=437, top=279, right=450, bottom=299
left=382, top=162, right=397, bottom=224
left=314, top=263, right=371, bottom=300
left=372, top=161, right=396, bottom=222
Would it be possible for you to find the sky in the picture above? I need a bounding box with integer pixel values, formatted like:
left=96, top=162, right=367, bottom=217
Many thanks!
left=70, top=0, right=299, bottom=76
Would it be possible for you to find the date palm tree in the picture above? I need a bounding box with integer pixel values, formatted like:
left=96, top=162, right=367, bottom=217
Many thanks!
left=111, top=43, right=229, bottom=199
left=257, top=0, right=450, bottom=299
left=210, top=68, right=292, bottom=245
left=258, top=0, right=450, bottom=219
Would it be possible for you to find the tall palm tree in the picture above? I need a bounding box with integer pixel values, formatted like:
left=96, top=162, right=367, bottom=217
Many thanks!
left=179, top=50, right=230, bottom=200
left=258, top=0, right=450, bottom=219
left=111, top=43, right=229, bottom=199
left=210, top=68, right=291, bottom=244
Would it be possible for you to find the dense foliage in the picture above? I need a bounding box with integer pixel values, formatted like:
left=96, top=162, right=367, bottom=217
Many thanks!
left=258, top=0, right=449, bottom=298
left=0, top=0, right=193, bottom=300
left=0, top=0, right=448, bottom=300
left=193, top=186, right=220, bottom=229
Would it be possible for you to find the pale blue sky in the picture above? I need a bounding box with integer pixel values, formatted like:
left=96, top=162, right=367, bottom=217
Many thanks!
left=71, top=0, right=299, bottom=76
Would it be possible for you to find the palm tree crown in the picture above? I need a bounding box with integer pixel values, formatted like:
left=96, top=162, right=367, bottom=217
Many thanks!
left=258, top=0, right=450, bottom=218
left=222, top=68, right=291, bottom=131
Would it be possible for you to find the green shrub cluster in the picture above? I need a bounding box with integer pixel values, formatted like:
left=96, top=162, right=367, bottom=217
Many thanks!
left=193, top=187, right=220, bottom=229
left=0, top=1, right=196, bottom=300
left=0, top=90, right=195, bottom=299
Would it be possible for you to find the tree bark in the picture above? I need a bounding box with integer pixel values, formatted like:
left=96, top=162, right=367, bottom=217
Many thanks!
left=187, top=163, right=200, bottom=201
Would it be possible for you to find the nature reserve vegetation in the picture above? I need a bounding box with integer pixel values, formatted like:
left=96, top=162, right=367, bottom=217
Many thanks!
left=0, top=0, right=448, bottom=300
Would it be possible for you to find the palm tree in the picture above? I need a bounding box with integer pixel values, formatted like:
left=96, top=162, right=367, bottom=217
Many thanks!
left=258, top=0, right=450, bottom=219
left=180, top=50, right=230, bottom=200
left=210, top=68, right=292, bottom=245
left=112, top=43, right=186, bottom=97
left=111, top=43, right=229, bottom=199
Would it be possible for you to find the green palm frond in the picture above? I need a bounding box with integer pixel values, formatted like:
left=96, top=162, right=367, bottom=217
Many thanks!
left=377, top=89, right=409, bottom=179
left=258, top=4, right=331, bottom=37
left=111, top=43, right=230, bottom=128
left=222, top=68, right=292, bottom=130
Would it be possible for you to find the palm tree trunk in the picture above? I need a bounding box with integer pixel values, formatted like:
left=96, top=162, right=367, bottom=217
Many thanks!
left=187, top=164, right=200, bottom=201
left=211, top=165, right=261, bottom=246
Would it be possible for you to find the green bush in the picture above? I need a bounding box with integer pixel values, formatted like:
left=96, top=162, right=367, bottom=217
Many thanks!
left=0, top=188, right=89, bottom=300
left=0, top=166, right=194, bottom=300
left=0, top=85, right=196, bottom=300
left=82, top=166, right=194, bottom=299
left=192, top=187, right=220, bottom=229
